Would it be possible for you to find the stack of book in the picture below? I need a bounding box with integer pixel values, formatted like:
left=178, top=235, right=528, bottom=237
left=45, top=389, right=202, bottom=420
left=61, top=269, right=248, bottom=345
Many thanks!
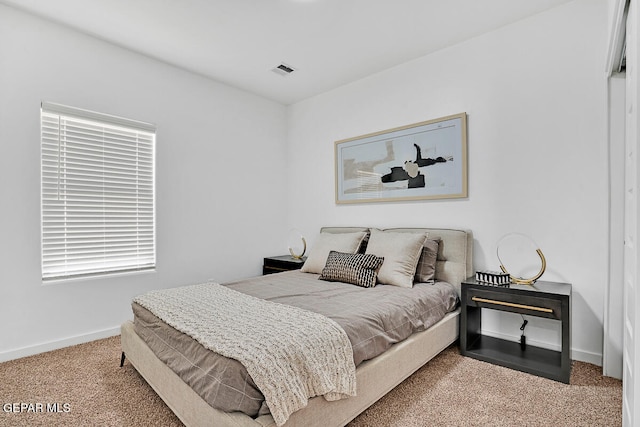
left=475, top=270, right=511, bottom=285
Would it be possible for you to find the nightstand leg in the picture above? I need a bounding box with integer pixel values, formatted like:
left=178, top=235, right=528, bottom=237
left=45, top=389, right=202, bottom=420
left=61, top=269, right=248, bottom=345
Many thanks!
left=465, top=305, right=481, bottom=349
left=560, top=297, right=571, bottom=383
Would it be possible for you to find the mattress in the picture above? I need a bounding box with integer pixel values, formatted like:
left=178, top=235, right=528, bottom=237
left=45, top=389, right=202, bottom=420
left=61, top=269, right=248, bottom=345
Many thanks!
left=132, top=270, right=458, bottom=418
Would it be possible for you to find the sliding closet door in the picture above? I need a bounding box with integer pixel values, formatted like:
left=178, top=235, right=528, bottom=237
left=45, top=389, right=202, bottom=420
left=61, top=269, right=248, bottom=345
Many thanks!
left=623, top=1, right=639, bottom=425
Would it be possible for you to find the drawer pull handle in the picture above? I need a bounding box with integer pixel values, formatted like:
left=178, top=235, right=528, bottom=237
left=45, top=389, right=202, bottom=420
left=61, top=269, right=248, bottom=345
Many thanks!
left=471, top=297, right=553, bottom=313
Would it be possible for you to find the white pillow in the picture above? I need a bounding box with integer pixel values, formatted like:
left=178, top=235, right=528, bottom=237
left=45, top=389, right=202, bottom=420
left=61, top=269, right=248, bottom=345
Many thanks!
left=365, top=229, right=427, bottom=288
left=300, top=231, right=367, bottom=274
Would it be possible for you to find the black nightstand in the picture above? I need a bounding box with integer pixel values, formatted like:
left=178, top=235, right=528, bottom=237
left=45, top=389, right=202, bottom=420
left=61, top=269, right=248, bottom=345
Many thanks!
left=263, top=255, right=307, bottom=275
left=460, top=277, right=571, bottom=383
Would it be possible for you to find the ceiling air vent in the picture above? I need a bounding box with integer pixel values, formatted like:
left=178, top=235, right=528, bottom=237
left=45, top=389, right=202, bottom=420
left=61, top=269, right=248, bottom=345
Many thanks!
left=272, top=63, right=296, bottom=76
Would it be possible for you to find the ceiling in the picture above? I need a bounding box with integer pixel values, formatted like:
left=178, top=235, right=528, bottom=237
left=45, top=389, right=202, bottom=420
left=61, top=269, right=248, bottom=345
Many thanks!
left=1, top=0, right=574, bottom=105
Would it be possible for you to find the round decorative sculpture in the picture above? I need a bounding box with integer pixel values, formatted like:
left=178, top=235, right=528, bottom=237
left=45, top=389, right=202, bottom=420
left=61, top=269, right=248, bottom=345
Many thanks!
left=287, top=229, right=307, bottom=260
left=496, top=233, right=546, bottom=285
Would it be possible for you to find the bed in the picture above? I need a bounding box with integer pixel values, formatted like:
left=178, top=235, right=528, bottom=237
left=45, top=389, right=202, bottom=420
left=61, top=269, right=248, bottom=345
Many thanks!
left=120, top=227, right=473, bottom=427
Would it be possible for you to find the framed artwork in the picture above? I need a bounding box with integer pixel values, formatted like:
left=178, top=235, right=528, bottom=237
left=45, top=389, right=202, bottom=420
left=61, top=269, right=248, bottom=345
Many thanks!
left=335, top=113, right=467, bottom=204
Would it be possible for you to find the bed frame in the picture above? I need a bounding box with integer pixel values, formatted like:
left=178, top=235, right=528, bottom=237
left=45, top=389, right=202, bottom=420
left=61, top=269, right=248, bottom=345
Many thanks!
left=120, top=227, right=473, bottom=427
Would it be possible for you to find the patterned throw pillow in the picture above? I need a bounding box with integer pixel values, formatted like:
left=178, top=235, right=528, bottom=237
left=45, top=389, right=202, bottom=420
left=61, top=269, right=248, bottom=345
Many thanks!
left=319, top=251, right=384, bottom=288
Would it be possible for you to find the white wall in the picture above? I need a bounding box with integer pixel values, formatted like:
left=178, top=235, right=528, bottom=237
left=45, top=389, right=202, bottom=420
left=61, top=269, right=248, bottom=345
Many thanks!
left=286, top=0, right=608, bottom=364
left=0, top=5, right=288, bottom=360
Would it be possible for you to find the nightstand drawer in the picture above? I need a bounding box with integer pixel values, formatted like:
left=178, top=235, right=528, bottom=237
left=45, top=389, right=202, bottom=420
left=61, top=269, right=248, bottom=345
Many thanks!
left=465, top=288, right=562, bottom=320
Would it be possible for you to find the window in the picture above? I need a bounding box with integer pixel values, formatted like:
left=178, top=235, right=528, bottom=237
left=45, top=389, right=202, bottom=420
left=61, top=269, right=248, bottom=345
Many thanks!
left=41, top=102, right=156, bottom=281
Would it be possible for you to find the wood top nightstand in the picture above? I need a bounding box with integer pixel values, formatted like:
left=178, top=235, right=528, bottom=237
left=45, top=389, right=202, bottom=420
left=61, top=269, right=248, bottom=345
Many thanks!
left=263, top=255, right=307, bottom=275
left=460, top=277, right=571, bottom=383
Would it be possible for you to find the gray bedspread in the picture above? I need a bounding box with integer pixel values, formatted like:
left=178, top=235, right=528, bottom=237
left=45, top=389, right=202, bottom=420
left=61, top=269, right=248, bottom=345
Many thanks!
left=132, top=270, right=458, bottom=417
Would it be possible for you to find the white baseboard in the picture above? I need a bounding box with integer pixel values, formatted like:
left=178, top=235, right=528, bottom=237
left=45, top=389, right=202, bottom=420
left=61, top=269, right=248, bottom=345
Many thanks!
left=481, top=329, right=603, bottom=366
left=572, top=348, right=603, bottom=367
left=0, top=326, right=121, bottom=363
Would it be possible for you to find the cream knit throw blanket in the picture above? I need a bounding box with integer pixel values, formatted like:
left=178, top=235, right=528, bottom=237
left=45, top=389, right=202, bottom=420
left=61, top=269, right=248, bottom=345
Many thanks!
left=134, top=282, right=356, bottom=426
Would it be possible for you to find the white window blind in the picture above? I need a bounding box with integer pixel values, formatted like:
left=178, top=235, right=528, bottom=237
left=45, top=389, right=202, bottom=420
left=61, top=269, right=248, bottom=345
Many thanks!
left=41, top=102, right=156, bottom=281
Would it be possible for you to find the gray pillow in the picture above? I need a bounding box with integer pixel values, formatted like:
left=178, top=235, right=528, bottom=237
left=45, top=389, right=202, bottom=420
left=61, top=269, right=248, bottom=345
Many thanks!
left=301, top=231, right=367, bottom=274
left=414, top=239, right=440, bottom=283
left=365, top=229, right=427, bottom=288
left=319, top=251, right=384, bottom=288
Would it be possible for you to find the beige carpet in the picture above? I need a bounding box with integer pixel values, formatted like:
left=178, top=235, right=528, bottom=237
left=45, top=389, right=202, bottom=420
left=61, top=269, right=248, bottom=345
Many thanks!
left=0, top=336, right=622, bottom=427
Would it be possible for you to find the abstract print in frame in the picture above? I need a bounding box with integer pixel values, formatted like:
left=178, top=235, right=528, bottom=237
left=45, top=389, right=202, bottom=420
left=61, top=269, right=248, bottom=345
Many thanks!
left=335, top=113, right=467, bottom=204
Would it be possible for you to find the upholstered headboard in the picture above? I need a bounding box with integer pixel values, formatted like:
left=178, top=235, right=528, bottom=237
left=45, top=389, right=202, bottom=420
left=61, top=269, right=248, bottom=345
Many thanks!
left=319, top=227, right=473, bottom=296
